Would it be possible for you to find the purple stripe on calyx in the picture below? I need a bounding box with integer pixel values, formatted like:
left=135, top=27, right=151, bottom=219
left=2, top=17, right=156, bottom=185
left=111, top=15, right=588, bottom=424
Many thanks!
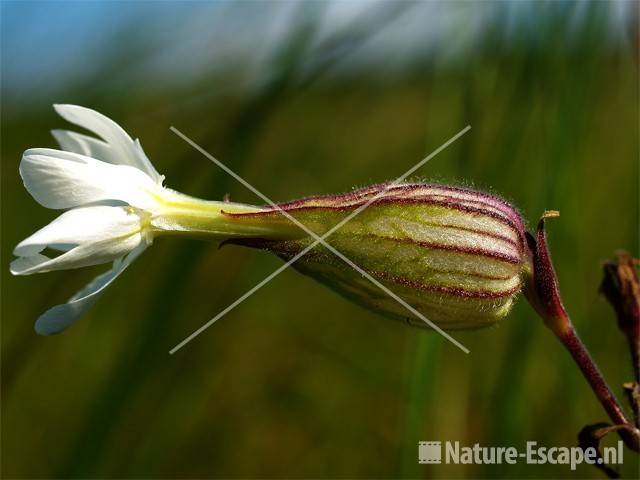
left=360, top=234, right=522, bottom=265
left=229, top=196, right=525, bottom=250
left=271, top=182, right=525, bottom=232
left=371, top=270, right=522, bottom=299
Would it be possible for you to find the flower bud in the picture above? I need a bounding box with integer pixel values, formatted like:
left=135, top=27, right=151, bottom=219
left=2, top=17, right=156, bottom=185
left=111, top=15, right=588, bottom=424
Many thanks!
left=226, top=183, right=528, bottom=329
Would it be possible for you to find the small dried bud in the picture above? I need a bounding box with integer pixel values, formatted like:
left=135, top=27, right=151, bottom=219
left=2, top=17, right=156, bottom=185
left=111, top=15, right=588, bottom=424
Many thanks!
left=600, top=251, right=640, bottom=384
left=600, top=252, right=640, bottom=337
left=227, top=183, right=528, bottom=329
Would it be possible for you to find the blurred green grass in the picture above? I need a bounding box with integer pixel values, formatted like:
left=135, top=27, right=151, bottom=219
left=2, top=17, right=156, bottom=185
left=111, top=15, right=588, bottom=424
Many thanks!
left=2, top=3, right=639, bottom=478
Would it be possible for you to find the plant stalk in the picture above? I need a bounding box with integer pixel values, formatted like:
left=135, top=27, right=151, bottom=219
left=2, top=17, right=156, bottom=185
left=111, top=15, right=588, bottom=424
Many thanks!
left=553, top=321, right=638, bottom=451
left=525, top=215, right=640, bottom=452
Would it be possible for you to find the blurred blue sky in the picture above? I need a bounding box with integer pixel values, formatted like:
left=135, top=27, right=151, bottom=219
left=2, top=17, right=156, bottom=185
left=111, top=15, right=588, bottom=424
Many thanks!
left=1, top=0, right=634, bottom=105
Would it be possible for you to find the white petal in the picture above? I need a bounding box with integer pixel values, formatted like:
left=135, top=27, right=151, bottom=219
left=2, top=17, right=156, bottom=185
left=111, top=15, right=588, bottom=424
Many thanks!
left=11, top=231, right=144, bottom=275
left=34, top=244, right=146, bottom=335
left=20, top=148, right=164, bottom=210
left=14, top=206, right=143, bottom=256
left=9, top=254, right=50, bottom=273
left=51, top=129, right=115, bottom=165
left=53, top=104, right=162, bottom=183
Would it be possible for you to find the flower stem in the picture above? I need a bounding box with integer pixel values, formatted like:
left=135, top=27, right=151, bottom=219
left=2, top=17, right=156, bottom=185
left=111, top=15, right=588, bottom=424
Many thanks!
left=554, top=321, right=637, bottom=449
left=628, top=328, right=640, bottom=386
left=525, top=214, right=640, bottom=452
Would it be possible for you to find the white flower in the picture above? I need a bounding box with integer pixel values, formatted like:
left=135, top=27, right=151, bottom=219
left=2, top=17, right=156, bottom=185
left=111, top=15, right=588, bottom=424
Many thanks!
left=12, top=105, right=285, bottom=335
left=10, top=105, right=170, bottom=334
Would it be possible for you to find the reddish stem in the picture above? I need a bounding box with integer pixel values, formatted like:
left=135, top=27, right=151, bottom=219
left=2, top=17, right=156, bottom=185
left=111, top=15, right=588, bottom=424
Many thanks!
left=525, top=215, right=640, bottom=452
left=557, top=325, right=633, bottom=437
left=629, top=328, right=640, bottom=386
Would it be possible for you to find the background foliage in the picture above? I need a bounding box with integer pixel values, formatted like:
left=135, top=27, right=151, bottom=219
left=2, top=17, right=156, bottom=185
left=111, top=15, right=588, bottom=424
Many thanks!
left=2, top=1, right=638, bottom=478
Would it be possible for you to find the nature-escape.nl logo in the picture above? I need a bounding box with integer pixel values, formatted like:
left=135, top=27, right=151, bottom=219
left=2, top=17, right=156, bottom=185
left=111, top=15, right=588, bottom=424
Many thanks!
left=418, top=440, right=624, bottom=471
